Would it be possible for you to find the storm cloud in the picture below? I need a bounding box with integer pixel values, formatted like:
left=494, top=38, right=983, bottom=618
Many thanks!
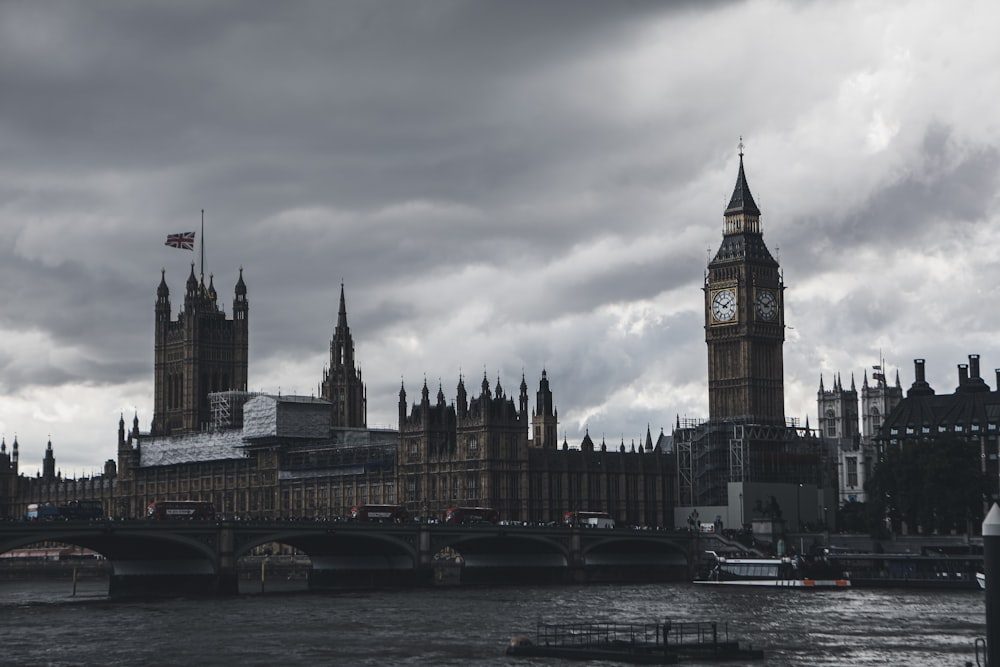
left=2, top=0, right=999, bottom=474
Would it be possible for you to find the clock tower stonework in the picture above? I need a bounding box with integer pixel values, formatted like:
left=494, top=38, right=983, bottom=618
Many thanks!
left=705, top=151, right=785, bottom=424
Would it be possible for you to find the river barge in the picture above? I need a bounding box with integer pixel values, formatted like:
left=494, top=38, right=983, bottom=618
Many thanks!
left=693, top=551, right=849, bottom=588
left=825, top=552, right=982, bottom=590
left=506, top=620, right=764, bottom=664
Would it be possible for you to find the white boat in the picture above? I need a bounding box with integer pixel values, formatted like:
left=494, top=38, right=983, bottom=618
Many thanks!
left=694, top=551, right=850, bottom=589
left=978, top=572, right=986, bottom=590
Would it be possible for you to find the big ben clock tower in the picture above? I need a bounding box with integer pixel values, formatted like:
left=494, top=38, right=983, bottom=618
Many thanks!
left=705, top=146, right=785, bottom=424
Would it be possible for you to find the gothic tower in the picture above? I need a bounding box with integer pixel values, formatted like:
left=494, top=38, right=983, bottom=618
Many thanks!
left=705, top=148, right=785, bottom=423
left=531, top=369, right=558, bottom=448
left=42, top=438, right=56, bottom=480
left=861, top=366, right=903, bottom=442
left=152, top=265, right=249, bottom=435
left=0, top=437, right=16, bottom=520
left=320, top=284, right=367, bottom=428
left=817, top=374, right=859, bottom=439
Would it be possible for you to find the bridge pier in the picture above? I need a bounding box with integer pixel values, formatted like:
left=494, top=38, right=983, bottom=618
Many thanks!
left=216, top=523, right=239, bottom=596
left=108, top=559, right=236, bottom=598
left=569, top=529, right=587, bottom=583
left=104, top=523, right=240, bottom=599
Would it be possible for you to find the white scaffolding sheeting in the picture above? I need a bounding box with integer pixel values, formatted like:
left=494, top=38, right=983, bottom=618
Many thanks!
left=140, top=430, right=246, bottom=466
left=243, top=394, right=331, bottom=439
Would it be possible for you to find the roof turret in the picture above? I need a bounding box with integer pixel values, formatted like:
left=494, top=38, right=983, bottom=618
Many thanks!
left=725, top=149, right=761, bottom=217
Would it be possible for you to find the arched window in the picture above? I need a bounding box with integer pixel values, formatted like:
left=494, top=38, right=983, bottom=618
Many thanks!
left=825, top=409, right=837, bottom=437
left=870, top=407, right=881, bottom=431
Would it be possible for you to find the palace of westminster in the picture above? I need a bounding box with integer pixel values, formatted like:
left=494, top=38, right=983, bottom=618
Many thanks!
left=2, top=154, right=999, bottom=531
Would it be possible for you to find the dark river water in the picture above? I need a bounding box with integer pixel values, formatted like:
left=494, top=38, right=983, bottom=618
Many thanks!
left=0, top=577, right=987, bottom=666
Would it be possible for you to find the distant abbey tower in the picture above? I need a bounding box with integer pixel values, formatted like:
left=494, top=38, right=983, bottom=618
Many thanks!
left=151, top=265, right=249, bottom=435
left=320, top=284, right=367, bottom=428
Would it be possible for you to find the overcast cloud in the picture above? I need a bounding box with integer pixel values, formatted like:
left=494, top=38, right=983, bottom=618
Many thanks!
left=2, top=0, right=999, bottom=476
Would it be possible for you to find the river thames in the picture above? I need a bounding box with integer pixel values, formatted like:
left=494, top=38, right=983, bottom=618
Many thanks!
left=0, top=577, right=986, bottom=666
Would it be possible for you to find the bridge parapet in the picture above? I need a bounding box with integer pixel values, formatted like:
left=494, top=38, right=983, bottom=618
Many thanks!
left=0, top=521, right=697, bottom=596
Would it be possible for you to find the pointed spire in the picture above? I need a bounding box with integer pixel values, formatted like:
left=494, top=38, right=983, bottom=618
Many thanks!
left=895, top=369, right=902, bottom=388
left=235, top=266, right=247, bottom=296
left=725, top=140, right=761, bottom=217
left=157, top=268, right=169, bottom=298
left=819, top=374, right=825, bottom=392
left=850, top=372, right=856, bottom=392
left=337, top=282, right=348, bottom=330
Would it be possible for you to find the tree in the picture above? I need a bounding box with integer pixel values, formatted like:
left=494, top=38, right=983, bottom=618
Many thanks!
left=866, top=435, right=990, bottom=535
left=838, top=500, right=867, bottom=533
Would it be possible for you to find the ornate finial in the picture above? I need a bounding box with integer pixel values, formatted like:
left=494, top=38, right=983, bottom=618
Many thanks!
left=738, top=136, right=744, bottom=157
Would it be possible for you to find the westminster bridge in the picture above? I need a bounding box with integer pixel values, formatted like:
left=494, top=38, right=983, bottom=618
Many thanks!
left=0, top=520, right=736, bottom=598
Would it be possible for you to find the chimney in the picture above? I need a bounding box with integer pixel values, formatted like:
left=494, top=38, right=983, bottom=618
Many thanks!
left=908, top=358, right=935, bottom=398
left=959, top=363, right=969, bottom=388
left=962, top=355, right=990, bottom=393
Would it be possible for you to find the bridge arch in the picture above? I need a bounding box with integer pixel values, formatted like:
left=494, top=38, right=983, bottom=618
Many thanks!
left=230, top=523, right=423, bottom=589
left=580, top=533, right=690, bottom=582
left=0, top=525, right=218, bottom=563
left=430, top=530, right=571, bottom=584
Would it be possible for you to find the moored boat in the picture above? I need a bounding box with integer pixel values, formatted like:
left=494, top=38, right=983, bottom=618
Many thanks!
left=978, top=572, right=986, bottom=590
left=693, top=551, right=850, bottom=589
left=825, top=552, right=982, bottom=590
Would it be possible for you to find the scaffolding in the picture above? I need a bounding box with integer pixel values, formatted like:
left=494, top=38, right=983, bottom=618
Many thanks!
left=676, top=417, right=825, bottom=507
left=209, top=391, right=262, bottom=431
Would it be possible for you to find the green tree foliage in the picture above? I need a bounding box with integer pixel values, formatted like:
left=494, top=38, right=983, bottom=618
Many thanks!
left=867, top=436, right=990, bottom=535
left=838, top=499, right=867, bottom=533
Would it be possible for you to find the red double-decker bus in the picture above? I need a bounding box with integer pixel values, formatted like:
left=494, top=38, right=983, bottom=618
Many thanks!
left=443, top=507, right=499, bottom=525
left=349, top=504, right=409, bottom=522
left=146, top=500, right=216, bottom=520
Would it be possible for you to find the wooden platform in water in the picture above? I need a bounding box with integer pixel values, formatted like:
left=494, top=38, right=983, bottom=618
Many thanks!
left=506, top=620, right=764, bottom=664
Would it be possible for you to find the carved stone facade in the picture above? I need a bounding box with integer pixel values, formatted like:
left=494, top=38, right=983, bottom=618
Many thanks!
left=320, top=284, right=367, bottom=428
left=152, top=266, right=249, bottom=436
left=676, top=151, right=829, bottom=530
left=397, top=372, right=675, bottom=526
left=818, top=369, right=903, bottom=506
left=1, top=266, right=673, bottom=527
left=704, top=151, right=784, bottom=424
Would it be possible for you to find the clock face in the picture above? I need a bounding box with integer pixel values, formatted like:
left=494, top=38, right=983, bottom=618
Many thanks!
left=756, top=289, right=777, bottom=321
left=711, top=289, right=737, bottom=323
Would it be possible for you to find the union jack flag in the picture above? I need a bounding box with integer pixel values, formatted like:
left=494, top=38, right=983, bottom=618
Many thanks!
left=165, top=231, right=196, bottom=250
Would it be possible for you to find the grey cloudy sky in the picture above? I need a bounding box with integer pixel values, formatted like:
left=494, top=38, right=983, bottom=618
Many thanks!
left=3, top=0, right=999, bottom=476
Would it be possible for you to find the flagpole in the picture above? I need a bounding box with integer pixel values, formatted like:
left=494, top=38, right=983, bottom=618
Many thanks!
left=200, top=209, right=205, bottom=280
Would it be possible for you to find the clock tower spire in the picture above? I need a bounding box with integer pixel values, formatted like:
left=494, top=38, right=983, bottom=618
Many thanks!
left=705, top=145, right=785, bottom=423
